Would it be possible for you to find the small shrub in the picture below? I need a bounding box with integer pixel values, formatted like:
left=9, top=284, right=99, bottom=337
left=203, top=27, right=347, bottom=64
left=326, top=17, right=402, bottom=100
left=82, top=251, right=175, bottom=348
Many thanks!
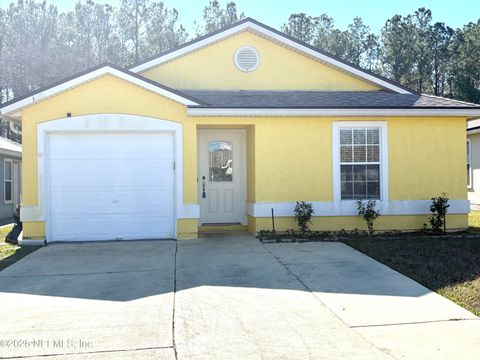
left=429, top=193, right=450, bottom=233
left=294, top=201, right=314, bottom=235
left=286, top=228, right=296, bottom=238
left=357, top=200, right=381, bottom=238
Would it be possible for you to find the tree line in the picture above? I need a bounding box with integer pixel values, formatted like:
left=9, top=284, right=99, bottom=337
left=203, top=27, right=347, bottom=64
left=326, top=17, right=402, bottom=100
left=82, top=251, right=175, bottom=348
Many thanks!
left=0, top=0, right=479, bottom=111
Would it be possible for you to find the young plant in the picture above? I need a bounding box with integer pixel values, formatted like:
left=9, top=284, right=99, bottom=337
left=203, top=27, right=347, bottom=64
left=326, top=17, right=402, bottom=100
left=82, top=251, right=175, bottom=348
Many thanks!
left=357, top=200, right=381, bottom=238
left=429, top=193, right=450, bottom=233
left=294, top=201, right=314, bottom=235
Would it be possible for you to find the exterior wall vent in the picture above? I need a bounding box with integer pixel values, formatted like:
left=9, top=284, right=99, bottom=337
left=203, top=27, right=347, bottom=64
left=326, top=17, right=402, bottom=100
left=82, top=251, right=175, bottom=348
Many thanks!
left=234, top=46, right=259, bottom=72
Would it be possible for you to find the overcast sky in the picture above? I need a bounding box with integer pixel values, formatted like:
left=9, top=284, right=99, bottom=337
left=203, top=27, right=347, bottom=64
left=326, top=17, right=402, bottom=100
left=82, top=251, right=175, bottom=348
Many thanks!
left=1, top=0, right=478, bottom=35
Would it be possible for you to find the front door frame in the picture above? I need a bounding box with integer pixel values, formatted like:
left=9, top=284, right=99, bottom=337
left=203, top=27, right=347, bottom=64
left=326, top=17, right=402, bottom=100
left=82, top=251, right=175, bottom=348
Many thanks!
left=197, top=129, right=247, bottom=225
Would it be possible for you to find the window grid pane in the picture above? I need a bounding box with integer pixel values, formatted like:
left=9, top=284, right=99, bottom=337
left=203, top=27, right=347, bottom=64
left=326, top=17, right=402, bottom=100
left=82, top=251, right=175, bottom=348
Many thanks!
left=4, top=181, right=11, bottom=202
left=5, top=162, right=12, bottom=181
left=340, top=128, right=380, bottom=200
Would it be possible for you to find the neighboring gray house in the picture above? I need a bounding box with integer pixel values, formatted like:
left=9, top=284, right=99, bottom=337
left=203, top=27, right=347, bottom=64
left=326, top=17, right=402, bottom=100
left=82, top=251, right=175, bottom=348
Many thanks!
left=0, top=137, right=21, bottom=221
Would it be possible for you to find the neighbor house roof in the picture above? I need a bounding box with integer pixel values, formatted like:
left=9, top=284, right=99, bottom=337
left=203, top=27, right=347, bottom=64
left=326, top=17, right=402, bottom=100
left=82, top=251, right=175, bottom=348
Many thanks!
left=0, top=136, right=21, bottom=157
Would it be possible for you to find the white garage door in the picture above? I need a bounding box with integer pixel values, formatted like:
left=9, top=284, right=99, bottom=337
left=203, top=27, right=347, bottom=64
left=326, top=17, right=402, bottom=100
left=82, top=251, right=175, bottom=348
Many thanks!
left=47, top=132, right=175, bottom=241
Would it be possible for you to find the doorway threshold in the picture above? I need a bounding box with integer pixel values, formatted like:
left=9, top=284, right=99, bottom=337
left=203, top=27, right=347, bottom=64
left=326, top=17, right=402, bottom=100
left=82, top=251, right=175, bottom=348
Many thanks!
left=199, top=223, right=248, bottom=232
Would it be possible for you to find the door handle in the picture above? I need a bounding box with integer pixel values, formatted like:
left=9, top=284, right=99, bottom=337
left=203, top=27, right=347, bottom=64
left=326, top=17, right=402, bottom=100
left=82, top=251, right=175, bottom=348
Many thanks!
left=202, top=176, right=206, bottom=198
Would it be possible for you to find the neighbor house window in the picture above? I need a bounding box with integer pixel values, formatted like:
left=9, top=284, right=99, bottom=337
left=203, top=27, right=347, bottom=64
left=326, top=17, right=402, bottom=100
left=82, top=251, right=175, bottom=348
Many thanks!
left=339, top=127, right=381, bottom=200
left=467, top=138, right=472, bottom=188
left=4, top=159, right=12, bottom=204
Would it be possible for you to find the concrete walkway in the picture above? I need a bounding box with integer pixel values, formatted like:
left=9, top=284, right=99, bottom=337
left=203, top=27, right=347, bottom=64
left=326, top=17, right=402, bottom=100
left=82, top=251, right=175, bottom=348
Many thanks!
left=0, top=234, right=479, bottom=359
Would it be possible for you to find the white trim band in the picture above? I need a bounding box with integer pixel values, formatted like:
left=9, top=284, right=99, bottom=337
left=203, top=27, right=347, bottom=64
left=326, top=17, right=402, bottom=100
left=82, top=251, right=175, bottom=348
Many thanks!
left=187, top=108, right=480, bottom=117
left=246, top=200, right=470, bottom=217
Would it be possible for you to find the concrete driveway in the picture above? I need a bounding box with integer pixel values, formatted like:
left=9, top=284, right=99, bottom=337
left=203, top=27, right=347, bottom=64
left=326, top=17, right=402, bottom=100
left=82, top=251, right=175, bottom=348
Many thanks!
left=0, top=234, right=479, bottom=359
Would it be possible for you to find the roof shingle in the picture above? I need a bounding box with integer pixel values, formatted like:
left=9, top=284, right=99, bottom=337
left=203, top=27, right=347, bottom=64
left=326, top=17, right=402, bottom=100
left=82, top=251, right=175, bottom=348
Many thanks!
left=182, top=90, right=480, bottom=109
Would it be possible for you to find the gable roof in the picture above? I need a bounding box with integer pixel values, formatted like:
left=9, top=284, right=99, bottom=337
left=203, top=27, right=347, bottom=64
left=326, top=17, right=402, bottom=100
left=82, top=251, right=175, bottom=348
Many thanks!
left=1, top=18, right=479, bottom=120
left=0, top=63, right=202, bottom=116
left=129, top=17, right=415, bottom=95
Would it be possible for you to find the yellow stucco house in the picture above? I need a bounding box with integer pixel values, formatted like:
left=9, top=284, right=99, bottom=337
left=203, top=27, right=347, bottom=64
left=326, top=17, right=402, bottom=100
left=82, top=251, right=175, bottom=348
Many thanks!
left=1, top=18, right=480, bottom=244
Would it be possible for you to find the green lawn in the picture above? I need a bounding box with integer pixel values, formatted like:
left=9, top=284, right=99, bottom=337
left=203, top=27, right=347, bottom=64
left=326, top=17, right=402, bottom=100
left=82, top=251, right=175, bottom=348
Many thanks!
left=468, top=211, right=480, bottom=232
left=343, top=213, right=480, bottom=316
left=0, top=225, right=39, bottom=272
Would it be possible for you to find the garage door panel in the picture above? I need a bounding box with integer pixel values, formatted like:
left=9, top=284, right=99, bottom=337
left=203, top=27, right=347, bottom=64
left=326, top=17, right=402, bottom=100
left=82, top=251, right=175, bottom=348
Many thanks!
left=49, top=133, right=174, bottom=160
left=52, top=215, right=175, bottom=241
left=50, top=189, right=174, bottom=214
left=49, top=160, right=174, bottom=187
left=48, top=132, right=176, bottom=241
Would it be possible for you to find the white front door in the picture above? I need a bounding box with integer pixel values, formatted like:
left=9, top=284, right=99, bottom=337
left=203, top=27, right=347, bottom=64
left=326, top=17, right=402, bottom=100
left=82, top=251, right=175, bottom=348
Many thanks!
left=198, top=129, right=246, bottom=225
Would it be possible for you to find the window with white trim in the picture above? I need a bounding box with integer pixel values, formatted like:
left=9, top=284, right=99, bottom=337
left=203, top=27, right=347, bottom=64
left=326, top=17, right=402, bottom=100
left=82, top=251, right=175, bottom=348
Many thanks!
left=4, top=159, right=12, bottom=204
left=467, top=138, right=472, bottom=188
left=339, top=127, right=381, bottom=200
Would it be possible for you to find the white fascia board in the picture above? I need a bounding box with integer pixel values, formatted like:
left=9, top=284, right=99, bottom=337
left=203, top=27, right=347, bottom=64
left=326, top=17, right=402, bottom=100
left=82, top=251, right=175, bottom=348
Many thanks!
left=468, top=128, right=480, bottom=135
left=187, top=108, right=480, bottom=117
left=0, top=66, right=198, bottom=115
left=0, top=149, right=22, bottom=157
left=467, top=118, right=480, bottom=129
left=130, top=20, right=411, bottom=94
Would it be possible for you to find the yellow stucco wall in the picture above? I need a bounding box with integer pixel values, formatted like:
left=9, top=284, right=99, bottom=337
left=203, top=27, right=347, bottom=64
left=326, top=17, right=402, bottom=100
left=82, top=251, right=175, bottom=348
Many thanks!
left=18, top=81, right=468, bottom=240
left=192, top=116, right=467, bottom=203
left=389, top=117, right=467, bottom=199
left=140, top=31, right=381, bottom=91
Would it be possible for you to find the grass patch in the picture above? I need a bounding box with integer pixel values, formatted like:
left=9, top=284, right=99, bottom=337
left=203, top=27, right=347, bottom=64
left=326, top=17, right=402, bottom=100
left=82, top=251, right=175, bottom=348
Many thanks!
left=343, top=213, right=480, bottom=316
left=0, top=225, right=39, bottom=272
left=0, top=224, right=13, bottom=240
left=468, top=211, right=480, bottom=233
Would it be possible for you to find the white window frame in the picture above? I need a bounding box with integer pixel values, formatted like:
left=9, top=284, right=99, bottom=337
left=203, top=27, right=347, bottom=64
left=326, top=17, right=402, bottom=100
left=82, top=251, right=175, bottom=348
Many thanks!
left=4, top=159, right=12, bottom=204
left=467, top=138, right=472, bottom=189
left=332, top=121, right=388, bottom=203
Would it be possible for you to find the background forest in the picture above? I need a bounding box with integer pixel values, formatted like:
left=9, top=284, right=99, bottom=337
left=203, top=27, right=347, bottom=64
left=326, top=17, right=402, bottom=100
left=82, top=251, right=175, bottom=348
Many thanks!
left=1, top=0, right=480, bottom=143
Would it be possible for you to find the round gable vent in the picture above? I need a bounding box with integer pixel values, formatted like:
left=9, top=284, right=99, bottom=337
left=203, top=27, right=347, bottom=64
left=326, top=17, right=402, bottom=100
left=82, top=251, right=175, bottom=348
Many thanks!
left=234, top=46, right=259, bottom=72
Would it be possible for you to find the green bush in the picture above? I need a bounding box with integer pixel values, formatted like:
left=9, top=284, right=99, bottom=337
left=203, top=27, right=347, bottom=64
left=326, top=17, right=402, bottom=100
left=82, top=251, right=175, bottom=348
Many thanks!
left=294, top=201, right=314, bottom=235
left=357, top=200, right=381, bottom=238
left=429, top=193, right=450, bottom=233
